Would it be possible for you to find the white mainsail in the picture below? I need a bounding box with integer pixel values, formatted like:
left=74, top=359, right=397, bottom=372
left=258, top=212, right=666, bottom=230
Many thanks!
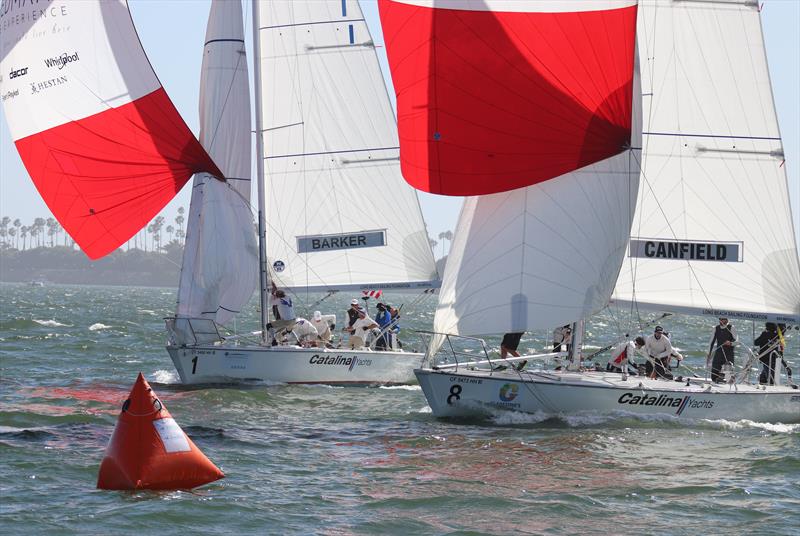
left=612, top=0, right=800, bottom=323
left=176, top=0, right=258, bottom=325
left=255, top=0, right=438, bottom=294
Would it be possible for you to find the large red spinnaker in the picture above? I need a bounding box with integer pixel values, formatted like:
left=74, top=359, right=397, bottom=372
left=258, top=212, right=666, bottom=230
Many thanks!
left=15, top=89, right=220, bottom=259
left=378, top=0, right=638, bottom=195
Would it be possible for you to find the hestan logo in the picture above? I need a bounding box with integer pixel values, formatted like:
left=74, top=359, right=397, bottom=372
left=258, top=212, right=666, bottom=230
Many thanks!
left=8, top=67, right=28, bottom=79
left=44, top=51, right=79, bottom=70
left=617, top=393, right=714, bottom=415
left=30, top=75, right=67, bottom=94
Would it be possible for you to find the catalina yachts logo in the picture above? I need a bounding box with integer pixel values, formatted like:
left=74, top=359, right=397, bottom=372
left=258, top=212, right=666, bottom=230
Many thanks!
left=499, top=383, right=519, bottom=402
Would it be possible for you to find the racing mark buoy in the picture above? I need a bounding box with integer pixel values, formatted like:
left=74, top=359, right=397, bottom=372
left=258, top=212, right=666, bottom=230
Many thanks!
left=97, top=373, right=224, bottom=490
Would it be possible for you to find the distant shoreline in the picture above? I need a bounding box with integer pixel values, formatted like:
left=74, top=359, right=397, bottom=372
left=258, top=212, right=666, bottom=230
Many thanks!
left=0, top=246, right=179, bottom=288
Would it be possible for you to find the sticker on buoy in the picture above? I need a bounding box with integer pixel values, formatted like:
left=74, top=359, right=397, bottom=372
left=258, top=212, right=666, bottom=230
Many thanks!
left=153, top=418, right=191, bottom=453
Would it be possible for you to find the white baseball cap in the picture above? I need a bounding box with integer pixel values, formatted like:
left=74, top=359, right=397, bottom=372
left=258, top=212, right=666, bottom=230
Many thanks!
left=313, top=310, right=322, bottom=321
left=350, top=299, right=359, bottom=305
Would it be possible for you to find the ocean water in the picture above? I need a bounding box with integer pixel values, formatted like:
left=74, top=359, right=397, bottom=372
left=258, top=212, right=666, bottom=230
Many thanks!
left=1, top=282, right=798, bottom=535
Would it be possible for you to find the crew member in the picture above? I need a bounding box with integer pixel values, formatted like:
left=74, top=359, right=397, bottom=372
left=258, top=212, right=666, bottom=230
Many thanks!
left=607, top=336, right=646, bottom=373
left=754, top=322, right=782, bottom=385
left=270, top=281, right=295, bottom=344
left=645, top=326, right=674, bottom=379
left=310, top=310, right=336, bottom=347
left=708, top=317, right=736, bottom=383
left=346, top=299, right=361, bottom=329
left=291, top=318, right=319, bottom=347
left=374, top=303, right=393, bottom=350
left=346, top=309, right=378, bottom=350
left=552, top=324, right=571, bottom=370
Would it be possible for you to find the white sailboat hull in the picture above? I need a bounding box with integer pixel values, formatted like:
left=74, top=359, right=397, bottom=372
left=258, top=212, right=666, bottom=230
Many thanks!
left=167, top=344, right=424, bottom=386
left=416, top=368, right=800, bottom=423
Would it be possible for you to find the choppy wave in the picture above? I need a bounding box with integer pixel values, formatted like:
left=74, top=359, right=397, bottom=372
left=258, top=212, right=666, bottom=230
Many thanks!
left=88, top=323, right=112, bottom=331
left=379, top=385, right=422, bottom=391
left=152, top=369, right=179, bottom=384
left=33, top=319, right=70, bottom=327
left=703, top=418, right=799, bottom=434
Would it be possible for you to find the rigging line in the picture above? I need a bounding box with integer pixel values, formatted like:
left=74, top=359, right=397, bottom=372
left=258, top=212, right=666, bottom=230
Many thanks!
left=643, top=132, right=780, bottom=141
left=265, top=146, right=400, bottom=160
left=261, top=18, right=366, bottom=31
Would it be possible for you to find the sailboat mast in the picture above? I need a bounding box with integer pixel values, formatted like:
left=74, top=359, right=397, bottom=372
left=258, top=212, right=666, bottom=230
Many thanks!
left=251, top=0, right=269, bottom=342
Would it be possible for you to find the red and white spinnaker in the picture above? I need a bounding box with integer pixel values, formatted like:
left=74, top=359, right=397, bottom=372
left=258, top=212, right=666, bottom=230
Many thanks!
left=0, top=1, right=220, bottom=258
left=379, top=0, right=638, bottom=195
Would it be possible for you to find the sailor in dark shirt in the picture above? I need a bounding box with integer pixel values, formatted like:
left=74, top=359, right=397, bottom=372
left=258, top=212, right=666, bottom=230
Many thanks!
left=754, top=322, right=783, bottom=385
left=708, top=317, right=736, bottom=383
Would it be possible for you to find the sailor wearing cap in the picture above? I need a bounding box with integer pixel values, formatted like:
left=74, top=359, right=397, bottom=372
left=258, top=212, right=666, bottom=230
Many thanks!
left=310, top=310, right=336, bottom=347
left=346, top=308, right=378, bottom=350
left=346, top=299, right=361, bottom=330
left=708, top=317, right=736, bottom=383
left=374, top=303, right=393, bottom=350
left=644, top=326, right=674, bottom=379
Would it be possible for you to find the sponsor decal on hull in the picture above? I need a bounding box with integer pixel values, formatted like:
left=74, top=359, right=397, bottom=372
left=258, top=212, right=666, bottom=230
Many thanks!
left=499, top=383, right=518, bottom=402
left=308, top=354, right=372, bottom=372
left=617, top=392, right=714, bottom=415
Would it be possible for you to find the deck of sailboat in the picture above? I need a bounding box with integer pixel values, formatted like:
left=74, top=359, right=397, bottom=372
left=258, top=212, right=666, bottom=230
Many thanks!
left=421, top=366, right=799, bottom=396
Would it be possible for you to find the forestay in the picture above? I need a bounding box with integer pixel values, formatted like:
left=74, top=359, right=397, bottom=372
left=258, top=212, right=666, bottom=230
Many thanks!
left=0, top=0, right=219, bottom=259
left=176, top=0, right=258, bottom=326
left=255, top=0, right=438, bottom=293
left=612, top=0, right=800, bottom=323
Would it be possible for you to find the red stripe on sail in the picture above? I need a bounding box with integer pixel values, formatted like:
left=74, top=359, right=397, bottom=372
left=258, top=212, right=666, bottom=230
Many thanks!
left=379, top=1, right=637, bottom=195
left=15, top=88, right=221, bottom=259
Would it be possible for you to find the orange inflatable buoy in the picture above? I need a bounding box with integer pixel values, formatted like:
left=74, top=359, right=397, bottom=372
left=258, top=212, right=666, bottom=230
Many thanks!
left=97, top=373, right=224, bottom=490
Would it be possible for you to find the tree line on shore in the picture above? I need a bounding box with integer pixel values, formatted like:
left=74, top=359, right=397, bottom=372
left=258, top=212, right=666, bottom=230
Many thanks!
left=0, top=207, right=188, bottom=254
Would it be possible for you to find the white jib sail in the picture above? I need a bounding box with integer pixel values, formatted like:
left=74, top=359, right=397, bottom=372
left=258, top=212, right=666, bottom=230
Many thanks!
left=612, top=0, right=800, bottom=323
left=176, top=0, right=258, bottom=325
left=256, top=0, right=438, bottom=294
left=431, top=51, right=643, bottom=341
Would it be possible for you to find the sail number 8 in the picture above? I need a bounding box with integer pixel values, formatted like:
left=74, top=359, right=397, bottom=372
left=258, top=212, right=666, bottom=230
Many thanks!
left=447, top=384, right=462, bottom=405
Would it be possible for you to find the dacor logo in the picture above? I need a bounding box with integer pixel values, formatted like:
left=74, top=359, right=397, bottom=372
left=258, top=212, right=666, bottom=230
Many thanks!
left=9, top=67, right=28, bottom=79
left=44, top=51, right=79, bottom=70
left=499, top=383, right=519, bottom=402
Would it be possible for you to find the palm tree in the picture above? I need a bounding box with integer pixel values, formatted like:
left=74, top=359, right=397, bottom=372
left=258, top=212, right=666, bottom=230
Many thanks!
left=152, top=215, right=165, bottom=251
left=20, top=226, right=28, bottom=250
left=32, top=218, right=45, bottom=247
left=13, top=219, right=21, bottom=249
left=437, top=230, right=453, bottom=258
left=8, top=227, right=16, bottom=249
left=429, top=238, right=438, bottom=252
left=175, top=207, right=185, bottom=245
left=166, top=225, right=174, bottom=244
left=46, top=218, right=57, bottom=247
left=0, top=216, right=9, bottom=247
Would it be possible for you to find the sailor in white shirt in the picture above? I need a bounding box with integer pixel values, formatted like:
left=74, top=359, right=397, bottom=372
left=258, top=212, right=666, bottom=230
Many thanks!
left=310, top=310, right=336, bottom=346
left=644, top=326, right=674, bottom=379
left=291, top=318, right=319, bottom=347
left=346, top=310, right=378, bottom=349
left=607, top=336, right=646, bottom=373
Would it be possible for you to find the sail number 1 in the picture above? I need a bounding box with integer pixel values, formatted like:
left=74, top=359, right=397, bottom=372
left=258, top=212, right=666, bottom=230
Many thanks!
left=191, top=355, right=198, bottom=374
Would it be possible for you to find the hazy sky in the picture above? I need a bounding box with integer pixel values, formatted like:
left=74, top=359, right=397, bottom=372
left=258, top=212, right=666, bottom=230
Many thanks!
left=1, top=0, right=798, bottom=255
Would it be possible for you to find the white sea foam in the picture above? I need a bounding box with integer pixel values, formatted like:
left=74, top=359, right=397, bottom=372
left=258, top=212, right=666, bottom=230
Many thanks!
left=379, top=385, right=421, bottom=391
left=152, top=369, right=179, bottom=384
left=703, top=418, right=799, bottom=434
left=88, top=323, right=112, bottom=331
left=490, top=410, right=553, bottom=425
left=33, top=319, right=69, bottom=327
left=417, top=406, right=432, bottom=413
